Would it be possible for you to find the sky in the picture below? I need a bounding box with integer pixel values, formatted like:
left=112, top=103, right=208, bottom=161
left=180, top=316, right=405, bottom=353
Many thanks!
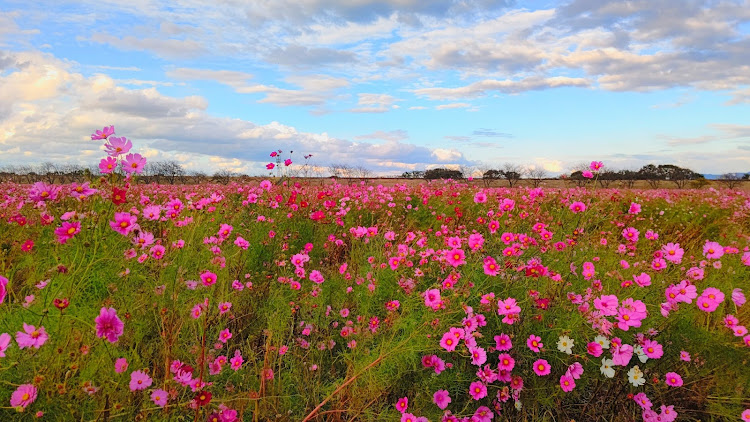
left=1, top=0, right=749, bottom=177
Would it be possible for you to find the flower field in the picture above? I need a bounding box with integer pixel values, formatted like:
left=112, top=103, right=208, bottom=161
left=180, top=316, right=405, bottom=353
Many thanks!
left=0, top=129, right=749, bottom=421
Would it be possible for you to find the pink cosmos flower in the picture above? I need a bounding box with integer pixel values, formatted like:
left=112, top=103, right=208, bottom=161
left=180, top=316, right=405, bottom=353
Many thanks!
left=0, top=275, right=6, bottom=304
left=742, top=409, right=750, bottom=421
left=151, top=389, right=168, bottom=407
left=400, top=413, right=417, bottom=422
left=665, top=372, right=683, bottom=387
left=567, top=362, right=584, bottom=379
left=494, top=333, right=512, bottom=351
left=309, top=270, right=325, bottom=284
left=129, top=370, right=152, bottom=391
left=445, top=248, right=466, bottom=267
left=122, top=153, right=146, bottom=174
left=532, top=359, right=551, bottom=376
left=527, top=334, right=543, bottom=352
left=633, top=392, right=652, bottom=409
left=569, top=201, right=586, bottom=213
left=662, top=243, right=684, bottom=263
left=732, top=288, right=746, bottom=307
left=219, top=328, right=232, bottom=344
left=469, top=346, right=487, bottom=366
left=28, top=181, right=61, bottom=202
left=594, top=294, right=619, bottom=316
left=440, top=331, right=459, bottom=352
left=468, top=381, right=487, bottom=400
left=115, top=358, right=128, bottom=373
left=497, top=353, right=515, bottom=371
left=622, top=227, right=639, bottom=243
left=99, top=157, right=118, bottom=173
left=582, top=171, right=594, bottom=179
left=587, top=342, right=603, bottom=357
left=433, top=390, right=451, bottom=409
left=590, top=161, right=603, bottom=171
left=10, top=384, right=37, bottom=410
left=54, top=221, right=81, bottom=244
left=16, top=324, right=48, bottom=349
left=703, top=241, right=724, bottom=260
left=0, top=333, right=11, bottom=357
left=95, top=307, right=125, bottom=343
left=230, top=350, right=243, bottom=370
left=560, top=374, right=575, bottom=392
left=642, top=339, right=663, bottom=359
left=424, top=289, right=442, bottom=310
left=284, top=158, right=292, bottom=166
left=104, top=136, right=132, bottom=156
left=200, top=271, right=217, bottom=286
left=611, top=343, right=633, bottom=366
left=110, top=212, right=137, bottom=236
left=395, top=397, right=408, bottom=413
left=474, top=191, right=487, bottom=203
left=91, top=125, right=115, bottom=140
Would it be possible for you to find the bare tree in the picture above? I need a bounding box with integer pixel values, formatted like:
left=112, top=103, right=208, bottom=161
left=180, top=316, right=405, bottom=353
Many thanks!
left=502, top=163, right=524, bottom=187
left=526, top=167, right=547, bottom=188
left=718, top=173, right=743, bottom=189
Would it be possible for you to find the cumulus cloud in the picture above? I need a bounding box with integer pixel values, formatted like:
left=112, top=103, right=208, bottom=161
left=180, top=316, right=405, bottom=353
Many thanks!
left=0, top=50, right=470, bottom=174
left=349, top=93, right=400, bottom=113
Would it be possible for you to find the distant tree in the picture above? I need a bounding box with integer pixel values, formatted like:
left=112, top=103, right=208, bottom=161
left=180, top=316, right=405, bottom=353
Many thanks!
left=597, top=170, right=619, bottom=188
left=482, top=169, right=503, bottom=187
left=637, top=164, right=662, bottom=188
left=525, top=167, right=547, bottom=188
left=501, top=163, right=523, bottom=187
left=718, top=173, right=743, bottom=189
left=742, top=173, right=750, bottom=180
left=616, top=169, right=638, bottom=188
left=424, top=168, right=463, bottom=180
left=212, top=169, right=237, bottom=184
left=401, top=171, right=425, bottom=178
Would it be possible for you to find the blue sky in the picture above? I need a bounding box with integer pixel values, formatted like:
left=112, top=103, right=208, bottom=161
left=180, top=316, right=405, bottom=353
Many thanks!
left=1, top=0, right=749, bottom=176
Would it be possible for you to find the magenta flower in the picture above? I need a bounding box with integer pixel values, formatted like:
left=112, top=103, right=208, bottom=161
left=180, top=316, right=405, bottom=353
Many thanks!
left=122, top=153, right=147, bottom=174
left=95, top=307, right=124, bottom=343
left=703, top=241, right=724, bottom=260
left=590, top=161, right=603, bottom=171
left=424, top=289, right=442, bottom=310
left=16, top=323, right=48, bottom=349
left=560, top=374, right=576, bottom=392
left=110, top=212, right=137, bottom=236
left=494, top=333, right=512, bottom=351
left=104, top=136, right=132, bottom=156
left=569, top=201, right=586, bottom=213
left=115, top=357, right=128, bottom=373
left=395, top=397, right=408, bottom=413
left=532, top=359, right=551, bottom=376
left=587, top=342, right=603, bottom=357
left=440, top=331, right=459, bottom=352
left=219, top=328, right=232, bottom=344
left=469, top=346, right=487, bottom=366
left=91, top=125, right=115, bottom=140
left=0, top=333, right=10, bottom=357
left=99, top=157, right=118, bottom=173
left=527, top=334, right=543, bottom=352
left=10, top=384, right=37, bottom=410
left=468, top=381, right=487, bottom=400
left=200, top=271, right=217, bottom=286
left=230, top=350, right=243, bottom=370
left=309, top=270, right=325, bottom=284
left=129, top=370, right=153, bottom=391
left=433, top=389, right=451, bottom=409
left=582, top=170, right=594, bottom=179
left=28, top=181, right=61, bottom=202
left=0, top=275, right=8, bottom=304
left=593, top=294, right=618, bottom=316
left=151, top=389, right=168, bottom=407
left=445, top=248, right=466, bottom=267
left=733, top=288, right=747, bottom=307
left=642, top=339, right=663, bottom=359
left=54, top=221, right=81, bottom=244
left=665, top=372, right=683, bottom=387
left=498, top=353, right=515, bottom=371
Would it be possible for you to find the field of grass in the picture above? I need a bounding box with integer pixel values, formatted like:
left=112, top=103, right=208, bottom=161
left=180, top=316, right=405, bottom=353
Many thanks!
left=0, top=129, right=749, bottom=421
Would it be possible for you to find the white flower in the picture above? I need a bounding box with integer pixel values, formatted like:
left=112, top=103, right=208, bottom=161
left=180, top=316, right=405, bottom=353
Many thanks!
left=557, top=335, right=574, bottom=354
left=514, top=400, right=522, bottom=411
left=628, top=365, right=646, bottom=387
left=634, top=345, right=649, bottom=363
left=594, top=335, right=610, bottom=349
left=600, top=358, right=615, bottom=378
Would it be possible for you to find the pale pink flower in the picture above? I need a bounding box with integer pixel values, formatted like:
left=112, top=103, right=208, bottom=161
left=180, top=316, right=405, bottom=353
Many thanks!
left=16, top=324, right=48, bottom=349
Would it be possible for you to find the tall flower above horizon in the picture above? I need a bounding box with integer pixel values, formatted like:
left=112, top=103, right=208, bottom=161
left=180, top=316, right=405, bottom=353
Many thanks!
left=122, top=153, right=146, bottom=174
left=104, top=136, right=132, bottom=156
left=91, top=125, right=115, bottom=140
